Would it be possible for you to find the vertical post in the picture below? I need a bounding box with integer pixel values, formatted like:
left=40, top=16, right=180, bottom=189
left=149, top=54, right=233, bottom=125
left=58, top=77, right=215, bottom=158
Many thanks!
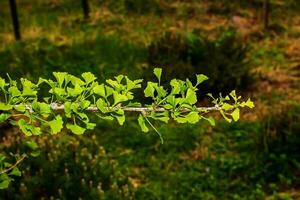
left=81, top=0, right=90, bottom=20
left=9, top=0, right=21, bottom=40
left=263, top=0, right=270, bottom=30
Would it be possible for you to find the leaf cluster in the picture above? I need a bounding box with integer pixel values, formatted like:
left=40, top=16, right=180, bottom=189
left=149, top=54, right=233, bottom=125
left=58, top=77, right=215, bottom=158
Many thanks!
left=0, top=68, right=254, bottom=141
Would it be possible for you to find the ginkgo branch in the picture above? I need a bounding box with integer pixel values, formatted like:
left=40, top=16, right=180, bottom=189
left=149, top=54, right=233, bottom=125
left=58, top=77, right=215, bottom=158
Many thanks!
left=46, top=103, right=221, bottom=113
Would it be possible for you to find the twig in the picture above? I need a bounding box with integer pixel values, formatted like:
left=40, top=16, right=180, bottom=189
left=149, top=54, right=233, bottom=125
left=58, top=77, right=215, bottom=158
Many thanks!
left=0, top=154, right=27, bottom=175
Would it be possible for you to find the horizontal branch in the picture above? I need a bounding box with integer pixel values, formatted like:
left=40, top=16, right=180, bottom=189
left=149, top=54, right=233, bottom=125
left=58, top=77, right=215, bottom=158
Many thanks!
left=47, top=103, right=221, bottom=113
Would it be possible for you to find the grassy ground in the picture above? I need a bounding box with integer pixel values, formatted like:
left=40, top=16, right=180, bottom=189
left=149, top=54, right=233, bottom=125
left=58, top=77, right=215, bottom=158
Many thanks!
left=0, top=0, right=300, bottom=199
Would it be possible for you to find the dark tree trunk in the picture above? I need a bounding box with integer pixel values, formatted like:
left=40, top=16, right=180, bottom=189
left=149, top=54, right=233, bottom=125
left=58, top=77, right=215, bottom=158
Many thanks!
left=81, top=0, right=90, bottom=20
left=263, top=0, right=270, bottom=30
left=9, top=0, right=21, bottom=40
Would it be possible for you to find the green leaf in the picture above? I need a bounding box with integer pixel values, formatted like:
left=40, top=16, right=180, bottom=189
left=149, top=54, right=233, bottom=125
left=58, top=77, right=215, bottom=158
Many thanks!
left=0, top=178, right=11, bottom=189
left=9, top=167, right=21, bottom=177
left=185, top=89, right=197, bottom=104
left=155, top=86, right=167, bottom=98
left=0, top=103, right=12, bottom=111
left=64, top=102, right=72, bottom=118
left=30, top=151, right=40, bottom=157
left=96, top=114, right=114, bottom=121
left=66, top=124, right=86, bottom=135
left=25, top=140, right=38, bottom=150
left=93, top=84, right=106, bottom=97
left=106, top=79, right=120, bottom=89
left=82, top=72, right=96, bottom=84
left=170, top=79, right=180, bottom=94
left=33, top=102, right=51, bottom=117
left=115, top=75, right=124, bottom=83
left=163, top=104, right=173, bottom=110
left=85, top=122, right=96, bottom=130
left=126, top=102, right=141, bottom=107
left=231, top=108, right=240, bottom=122
left=105, top=86, right=114, bottom=97
left=18, top=119, right=41, bottom=136
left=8, top=86, right=21, bottom=97
left=14, top=104, right=26, bottom=112
left=196, top=74, right=209, bottom=85
left=150, top=112, right=169, bottom=123
left=205, top=117, right=215, bottom=126
left=229, top=90, right=237, bottom=101
left=67, top=84, right=83, bottom=97
left=185, top=111, right=200, bottom=124
left=126, top=77, right=142, bottom=90
left=222, top=103, right=233, bottom=111
left=144, top=82, right=156, bottom=98
left=220, top=110, right=232, bottom=123
left=52, top=87, right=66, bottom=97
left=68, top=75, right=85, bottom=86
left=0, top=78, right=6, bottom=90
left=53, top=72, right=67, bottom=87
left=48, top=116, right=63, bottom=135
left=96, top=99, right=108, bottom=113
left=0, top=154, right=5, bottom=163
left=138, top=114, right=149, bottom=132
left=21, top=78, right=37, bottom=96
left=0, top=113, right=11, bottom=123
left=174, top=116, right=187, bottom=123
left=153, top=68, right=162, bottom=83
left=241, top=98, right=255, bottom=109
left=113, top=92, right=128, bottom=105
left=80, top=100, right=91, bottom=110
left=115, top=114, right=125, bottom=125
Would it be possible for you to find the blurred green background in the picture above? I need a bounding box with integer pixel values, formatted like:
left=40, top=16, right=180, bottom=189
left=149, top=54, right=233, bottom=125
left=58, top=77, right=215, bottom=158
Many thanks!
left=0, top=0, right=300, bottom=199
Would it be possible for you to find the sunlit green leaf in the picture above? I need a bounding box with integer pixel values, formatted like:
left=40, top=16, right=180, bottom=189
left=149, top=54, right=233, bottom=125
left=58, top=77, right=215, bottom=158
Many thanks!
left=185, top=89, right=197, bottom=104
left=48, top=116, right=63, bottom=135
left=155, top=86, right=167, bottom=98
left=9, top=167, right=21, bottom=177
left=93, top=84, right=106, bottom=97
left=0, top=103, right=12, bottom=111
left=115, top=114, right=125, bottom=125
left=67, top=84, right=83, bottom=97
left=185, top=111, right=200, bottom=124
left=115, top=75, right=124, bottom=83
left=80, top=100, right=91, bottom=110
left=138, top=114, right=149, bottom=132
left=153, top=68, right=162, bottom=83
left=204, top=116, right=215, bottom=126
left=113, top=92, right=128, bottom=105
left=33, top=102, right=51, bottom=117
left=8, top=86, right=21, bottom=97
left=170, top=79, right=180, bottom=94
left=222, top=103, right=233, bottom=111
left=85, top=122, right=96, bottom=130
left=241, top=98, right=255, bottom=109
left=0, top=113, right=11, bottom=123
left=0, top=78, right=6, bottom=90
left=220, top=110, right=232, bottom=123
left=144, top=82, right=156, bottom=98
left=82, top=72, right=96, bottom=84
left=231, top=108, right=240, bottom=122
left=64, top=102, right=72, bottom=118
left=96, top=99, right=108, bottom=113
left=196, top=74, right=209, bottom=85
left=53, top=72, right=67, bottom=87
left=66, top=124, right=86, bottom=135
left=18, top=119, right=41, bottom=136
